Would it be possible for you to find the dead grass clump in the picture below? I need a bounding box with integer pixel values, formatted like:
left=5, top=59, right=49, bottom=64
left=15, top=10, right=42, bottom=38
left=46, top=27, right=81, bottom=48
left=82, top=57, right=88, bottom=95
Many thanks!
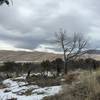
left=21, top=89, right=33, bottom=96
left=0, top=83, right=7, bottom=89
left=43, top=69, right=100, bottom=100
left=35, top=78, right=60, bottom=87
left=27, top=75, right=61, bottom=87
left=63, top=72, right=80, bottom=84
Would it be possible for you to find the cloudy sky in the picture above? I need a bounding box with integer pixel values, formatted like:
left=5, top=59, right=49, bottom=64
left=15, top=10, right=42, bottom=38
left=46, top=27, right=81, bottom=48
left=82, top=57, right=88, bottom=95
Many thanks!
left=0, top=0, right=100, bottom=52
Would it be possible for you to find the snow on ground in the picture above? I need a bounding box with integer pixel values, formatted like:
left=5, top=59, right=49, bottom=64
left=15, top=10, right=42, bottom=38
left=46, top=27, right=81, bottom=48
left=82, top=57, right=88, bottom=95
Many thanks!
left=0, top=77, right=61, bottom=100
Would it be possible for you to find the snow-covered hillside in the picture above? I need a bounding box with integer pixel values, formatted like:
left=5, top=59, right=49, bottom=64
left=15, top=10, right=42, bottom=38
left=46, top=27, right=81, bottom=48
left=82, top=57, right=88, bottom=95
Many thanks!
left=0, top=76, right=61, bottom=100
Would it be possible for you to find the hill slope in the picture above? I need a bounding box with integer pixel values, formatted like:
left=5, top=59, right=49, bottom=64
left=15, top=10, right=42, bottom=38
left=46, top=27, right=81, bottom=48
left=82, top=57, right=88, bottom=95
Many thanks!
left=0, top=50, right=100, bottom=62
left=0, top=50, right=63, bottom=62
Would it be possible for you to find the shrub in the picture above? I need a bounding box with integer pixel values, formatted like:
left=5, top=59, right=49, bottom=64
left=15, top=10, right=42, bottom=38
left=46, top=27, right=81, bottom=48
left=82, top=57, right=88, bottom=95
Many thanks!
left=41, top=60, right=51, bottom=76
left=51, top=58, right=63, bottom=76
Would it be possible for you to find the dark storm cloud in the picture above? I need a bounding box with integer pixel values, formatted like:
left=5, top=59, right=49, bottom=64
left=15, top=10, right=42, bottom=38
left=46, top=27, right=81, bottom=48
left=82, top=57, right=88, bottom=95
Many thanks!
left=0, top=29, right=47, bottom=49
left=0, top=0, right=100, bottom=50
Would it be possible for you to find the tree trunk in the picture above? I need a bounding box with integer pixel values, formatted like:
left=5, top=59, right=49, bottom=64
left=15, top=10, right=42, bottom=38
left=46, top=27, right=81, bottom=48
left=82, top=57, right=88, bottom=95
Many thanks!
left=63, top=51, right=68, bottom=74
left=61, top=38, right=68, bottom=74
left=26, top=70, right=31, bottom=79
left=64, top=61, right=68, bottom=74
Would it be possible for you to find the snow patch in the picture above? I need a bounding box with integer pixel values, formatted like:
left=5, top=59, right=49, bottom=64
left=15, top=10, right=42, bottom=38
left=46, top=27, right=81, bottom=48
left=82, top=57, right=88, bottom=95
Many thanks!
left=0, top=77, right=61, bottom=100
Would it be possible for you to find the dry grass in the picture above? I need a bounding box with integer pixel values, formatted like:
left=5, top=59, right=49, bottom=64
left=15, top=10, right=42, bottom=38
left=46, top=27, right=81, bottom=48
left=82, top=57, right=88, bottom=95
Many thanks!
left=62, top=72, right=80, bottom=84
left=43, top=69, right=100, bottom=100
left=26, top=75, right=61, bottom=87
left=0, top=83, right=7, bottom=89
left=20, top=89, right=33, bottom=96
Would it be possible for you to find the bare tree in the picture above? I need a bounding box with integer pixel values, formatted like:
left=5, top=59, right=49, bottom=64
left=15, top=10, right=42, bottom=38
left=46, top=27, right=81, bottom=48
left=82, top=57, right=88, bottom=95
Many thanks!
left=0, top=0, right=13, bottom=5
left=54, top=29, right=87, bottom=74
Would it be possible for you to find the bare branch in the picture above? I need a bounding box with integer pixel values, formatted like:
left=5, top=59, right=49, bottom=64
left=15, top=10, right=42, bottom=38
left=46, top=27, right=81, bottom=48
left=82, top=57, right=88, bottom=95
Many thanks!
left=53, top=29, right=87, bottom=74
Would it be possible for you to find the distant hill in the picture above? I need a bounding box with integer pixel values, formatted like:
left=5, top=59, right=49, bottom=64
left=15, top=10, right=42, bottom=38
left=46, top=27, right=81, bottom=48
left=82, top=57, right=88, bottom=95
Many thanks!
left=86, top=50, right=100, bottom=54
left=0, top=50, right=100, bottom=63
left=0, top=50, right=63, bottom=62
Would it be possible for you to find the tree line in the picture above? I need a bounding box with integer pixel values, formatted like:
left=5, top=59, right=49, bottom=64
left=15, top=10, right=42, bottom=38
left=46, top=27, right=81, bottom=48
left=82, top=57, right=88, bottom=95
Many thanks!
left=0, top=58, right=99, bottom=78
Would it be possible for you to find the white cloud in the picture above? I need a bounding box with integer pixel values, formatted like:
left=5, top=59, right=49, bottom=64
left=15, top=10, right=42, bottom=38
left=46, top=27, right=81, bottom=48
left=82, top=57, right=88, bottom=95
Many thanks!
left=34, top=44, right=62, bottom=54
left=0, top=0, right=100, bottom=52
left=0, top=40, right=32, bottom=51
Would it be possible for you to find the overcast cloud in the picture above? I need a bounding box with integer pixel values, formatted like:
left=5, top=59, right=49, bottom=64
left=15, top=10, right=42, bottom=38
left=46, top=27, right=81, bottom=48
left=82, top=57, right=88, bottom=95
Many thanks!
left=0, top=0, right=100, bottom=52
